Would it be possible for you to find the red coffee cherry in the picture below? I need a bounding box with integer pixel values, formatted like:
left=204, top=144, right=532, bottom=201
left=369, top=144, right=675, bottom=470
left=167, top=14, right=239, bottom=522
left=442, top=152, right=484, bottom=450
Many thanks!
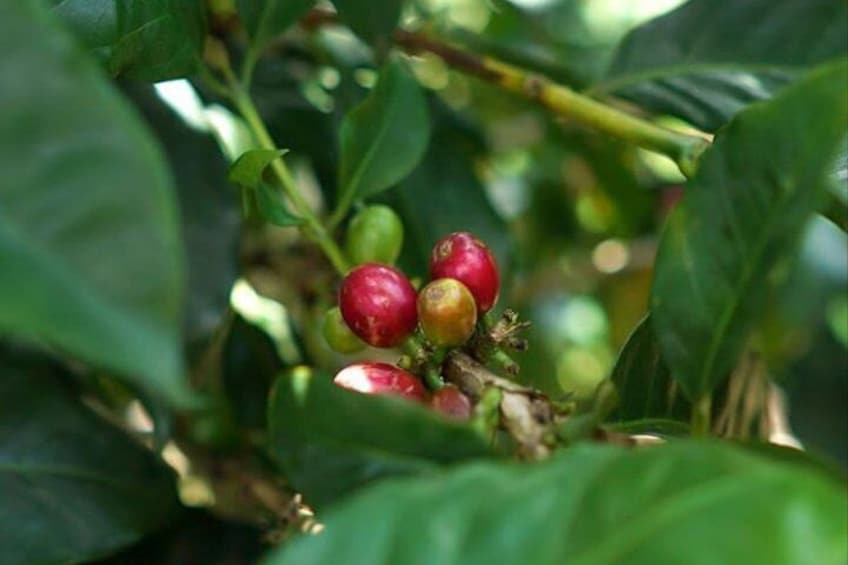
left=417, top=278, right=477, bottom=347
left=339, top=263, right=418, bottom=348
left=430, top=385, right=472, bottom=419
left=430, top=232, right=499, bottom=313
left=334, top=362, right=428, bottom=402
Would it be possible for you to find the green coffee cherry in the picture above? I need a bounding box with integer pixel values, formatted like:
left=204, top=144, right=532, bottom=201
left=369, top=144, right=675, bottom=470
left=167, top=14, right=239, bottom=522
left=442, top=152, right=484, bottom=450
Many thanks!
left=345, top=205, right=404, bottom=266
left=322, top=307, right=366, bottom=354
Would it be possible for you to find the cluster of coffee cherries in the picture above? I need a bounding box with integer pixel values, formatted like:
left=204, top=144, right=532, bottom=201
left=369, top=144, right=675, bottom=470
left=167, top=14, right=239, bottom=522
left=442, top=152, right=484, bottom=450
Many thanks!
left=322, top=207, right=500, bottom=420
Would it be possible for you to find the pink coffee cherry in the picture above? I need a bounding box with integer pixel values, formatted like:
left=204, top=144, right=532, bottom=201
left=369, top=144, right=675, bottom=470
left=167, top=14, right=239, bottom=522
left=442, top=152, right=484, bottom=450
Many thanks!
left=334, top=362, right=428, bottom=402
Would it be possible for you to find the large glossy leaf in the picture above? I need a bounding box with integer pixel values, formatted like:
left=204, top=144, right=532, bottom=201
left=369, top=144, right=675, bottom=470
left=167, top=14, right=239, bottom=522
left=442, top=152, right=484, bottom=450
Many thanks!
left=0, top=3, right=192, bottom=405
left=222, top=314, right=285, bottom=430
left=0, top=360, right=180, bottom=565
left=380, top=103, right=510, bottom=279
left=336, top=59, right=430, bottom=216
left=263, top=440, right=847, bottom=565
left=237, top=0, right=315, bottom=51
left=597, top=0, right=848, bottom=131
left=51, top=0, right=206, bottom=81
left=121, top=83, right=241, bottom=346
left=651, top=61, right=848, bottom=400
left=267, top=370, right=494, bottom=508
left=609, top=315, right=691, bottom=422
left=333, top=0, right=404, bottom=47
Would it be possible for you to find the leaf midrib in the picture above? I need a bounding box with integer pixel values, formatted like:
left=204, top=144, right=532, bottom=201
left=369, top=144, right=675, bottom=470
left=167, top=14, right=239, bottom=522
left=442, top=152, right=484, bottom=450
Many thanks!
left=569, top=472, right=778, bottom=565
left=342, top=71, right=406, bottom=200
left=696, top=180, right=791, bottom=392
left=0, top=462, right=156, bottom=491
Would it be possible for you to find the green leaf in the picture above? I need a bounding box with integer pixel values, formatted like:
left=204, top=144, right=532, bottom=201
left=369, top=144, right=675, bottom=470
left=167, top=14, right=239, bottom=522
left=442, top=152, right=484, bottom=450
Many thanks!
left=229, top=148, right=289, bottom=188
left=51, top=0, right=207, bottom=81
left=229, top=149, right=303, bottom=227
left=267, top=370, right=494, bottom=508
left=121, top=82, right=241, bottom=346
left=334, top=0, right=403, bottom=47
left=598, top=0, right=848, bottom=131
left=337, top=59, right=430, bottom=209
left=829, top=142, right=847, bottom=207
left=609, top=315, right=691, bottom=422
left=0, top=2, right=193, bottom=405
left=252, top=183, right=303, bottom=227
left=237, top=0, right=315, bottom=51
left=0, top=360, right=181, bottom=565
left=222, top=314, right=285, bottom=430
left=651, top=60, right=848, bottom=400
left=97, top=509, right=266, bottom=565
left=263, top=441, right=847, bottom=565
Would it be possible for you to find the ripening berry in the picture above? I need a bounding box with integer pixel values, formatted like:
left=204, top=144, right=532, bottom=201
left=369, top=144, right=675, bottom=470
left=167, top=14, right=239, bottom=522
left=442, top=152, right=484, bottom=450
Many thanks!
left=322, top=306, right=366, bottom=354
left=345, top=205, right=404, bottom=266
left=334, top=362, right=428, bottom=402
left=430, top=232, right=500, bottom=313
left=339, top=263, right=418, bottom=348
left=417, top=278, right=477, bottom=347
left=430, top=385, right=472, bottom=419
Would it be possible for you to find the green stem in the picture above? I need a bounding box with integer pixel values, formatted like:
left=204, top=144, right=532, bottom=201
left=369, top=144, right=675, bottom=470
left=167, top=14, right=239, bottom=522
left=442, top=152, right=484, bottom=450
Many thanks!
left=690, top=394, right=713, bottom=437
left=483, top=57, right=709, bottom=178
left=224, top=73, right=350, bottom=275
left=240, top=46, right=260, bottom=90
left=471, top=387, right=503, bottom=441
left=424, top=367, right=444, bottom=391
left=391, top=30, right=711, bottom=178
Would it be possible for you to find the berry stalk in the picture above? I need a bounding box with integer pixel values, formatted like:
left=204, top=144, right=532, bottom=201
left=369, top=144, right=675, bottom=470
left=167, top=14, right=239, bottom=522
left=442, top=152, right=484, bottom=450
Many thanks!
left=205, top=39, right=350, bottom=275
left=392, top=30, right=710, bottom=178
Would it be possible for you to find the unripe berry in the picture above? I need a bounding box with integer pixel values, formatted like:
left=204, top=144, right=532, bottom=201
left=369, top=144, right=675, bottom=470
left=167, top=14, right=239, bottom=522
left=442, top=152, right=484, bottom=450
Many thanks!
left=430, top=232, right=500, bottom=313
left=322, top=307, right=366, bottom=354
left=345, top=205, right=404, bottom=266
left=430, top=385, right=472, bottom=419
left=417, top=278, right=477, bottom=347
left=339, top=263, right=418, bottom=348
left=334, top=362, right=427, bottom=402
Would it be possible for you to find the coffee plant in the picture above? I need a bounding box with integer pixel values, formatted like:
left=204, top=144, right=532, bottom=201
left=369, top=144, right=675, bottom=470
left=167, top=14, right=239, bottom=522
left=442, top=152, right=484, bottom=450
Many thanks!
left=1, top=0, right=846, bottom=563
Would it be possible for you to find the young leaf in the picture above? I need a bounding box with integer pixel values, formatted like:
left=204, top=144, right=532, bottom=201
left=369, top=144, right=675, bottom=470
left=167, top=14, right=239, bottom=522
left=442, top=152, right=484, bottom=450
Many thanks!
left=237, top=0, right=315, bottom=52
left=334, top=0, right=404, bottom=47
left=609, top=315, right=691, bottom=422
left=0, top=362, right=181, bottom=565
left=267, top=370, right=494, bottom=508
left=263, top=441, right=847, bottom=565
left=51, top=0, right=207, bottom=81
left=337, top=59, right=430, bottom=216
left=229, top=148, right=289, bottom=188
left=229, top=149, right=303, bottom=226
left=0, top=2, right=193, bottom=405
left=651, top=60, right=848, bottom=400
left=598, top=0, right=848, bottom=131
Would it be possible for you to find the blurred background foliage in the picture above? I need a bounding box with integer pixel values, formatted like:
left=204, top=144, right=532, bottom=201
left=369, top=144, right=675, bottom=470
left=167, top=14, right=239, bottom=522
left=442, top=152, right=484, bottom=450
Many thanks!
left=1, top=0, right=846, bottom=561
left=93, top=0, right=845, bottom=469
left=152, top=0, right=846, bottom=464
